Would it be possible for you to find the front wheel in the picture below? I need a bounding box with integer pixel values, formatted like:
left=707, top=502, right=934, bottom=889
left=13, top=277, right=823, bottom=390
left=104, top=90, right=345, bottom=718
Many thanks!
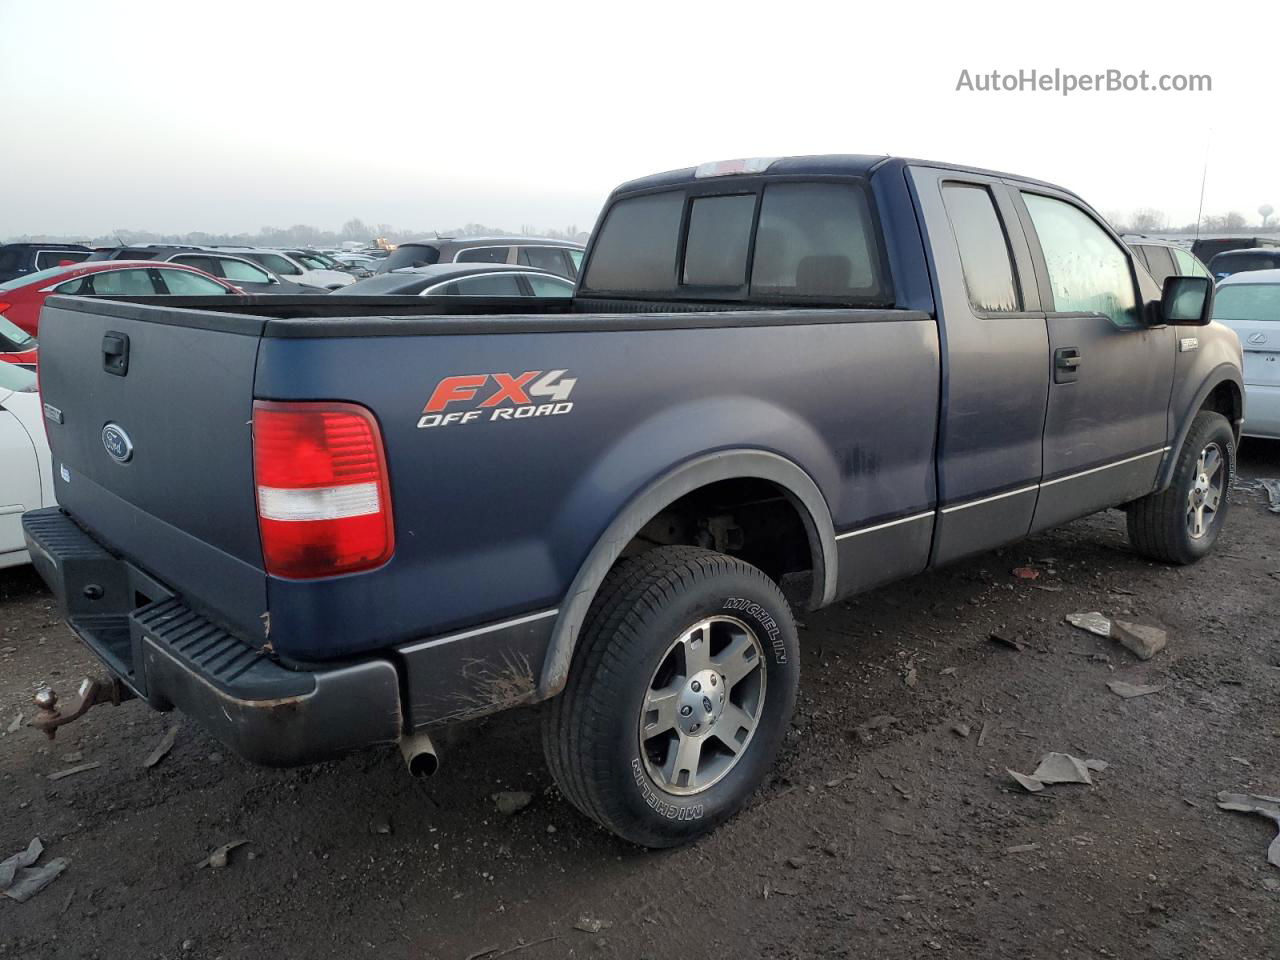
left=1127, top=410, right=1235, bottom=564
left=542, top=546, right=799, bottom=847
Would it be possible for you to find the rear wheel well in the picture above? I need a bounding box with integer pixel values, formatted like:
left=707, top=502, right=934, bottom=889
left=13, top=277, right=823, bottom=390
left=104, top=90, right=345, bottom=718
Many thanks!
left=618, top=478, right=816, bottom=607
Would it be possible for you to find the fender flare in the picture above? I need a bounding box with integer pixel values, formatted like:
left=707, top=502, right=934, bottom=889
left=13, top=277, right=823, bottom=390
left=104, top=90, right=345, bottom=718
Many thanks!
left=1156, top=365, right=1244, bottom=489
left=538, top=449, right=837, bottom=697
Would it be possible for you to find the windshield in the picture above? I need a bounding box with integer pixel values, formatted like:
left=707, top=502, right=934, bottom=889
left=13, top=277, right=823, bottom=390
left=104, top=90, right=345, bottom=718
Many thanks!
left=1213, top=283, right=1280, bottom=322
left=0, top=359, right=37, bottom=391
left=0, top=264, right=77, bottom=292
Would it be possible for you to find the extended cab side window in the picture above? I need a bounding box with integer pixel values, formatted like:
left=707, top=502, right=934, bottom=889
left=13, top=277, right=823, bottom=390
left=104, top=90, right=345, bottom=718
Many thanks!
left=1023, top=194, right=1139, bottom=329
left=940, top=183, right=1020, bottom=312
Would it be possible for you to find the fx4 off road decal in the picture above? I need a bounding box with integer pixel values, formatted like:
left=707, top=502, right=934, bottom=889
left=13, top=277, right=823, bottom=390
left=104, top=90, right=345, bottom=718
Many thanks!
left=418, top=370, right=576, bottom=429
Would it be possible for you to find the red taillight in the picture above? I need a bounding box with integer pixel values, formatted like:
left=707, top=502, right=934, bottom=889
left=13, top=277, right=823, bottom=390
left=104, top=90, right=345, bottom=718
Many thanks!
left=252, top=400, right=394, bottom=579
left=0, top=302, right=11, bottom=314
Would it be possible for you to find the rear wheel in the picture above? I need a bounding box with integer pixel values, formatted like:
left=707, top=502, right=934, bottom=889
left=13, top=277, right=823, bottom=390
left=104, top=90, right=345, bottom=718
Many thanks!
left=542, top=546, right=799, bottom=847
left=1127, top=411, right=1235, bottom=564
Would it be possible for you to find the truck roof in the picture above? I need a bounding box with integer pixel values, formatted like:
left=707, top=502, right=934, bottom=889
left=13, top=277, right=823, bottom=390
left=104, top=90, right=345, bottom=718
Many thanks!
left=613, top=154, right=1078, bottom=201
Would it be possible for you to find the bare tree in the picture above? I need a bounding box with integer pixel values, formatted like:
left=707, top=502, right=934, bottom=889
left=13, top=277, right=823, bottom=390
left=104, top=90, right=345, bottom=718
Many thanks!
left=1224, top=211, right=1247, bottom=230
left=1129, top=208, right=1168, bottom=233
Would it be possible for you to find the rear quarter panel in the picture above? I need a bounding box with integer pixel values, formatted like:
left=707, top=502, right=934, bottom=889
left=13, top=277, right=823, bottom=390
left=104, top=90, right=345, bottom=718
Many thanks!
left=254, top=313, right=940, bottom=661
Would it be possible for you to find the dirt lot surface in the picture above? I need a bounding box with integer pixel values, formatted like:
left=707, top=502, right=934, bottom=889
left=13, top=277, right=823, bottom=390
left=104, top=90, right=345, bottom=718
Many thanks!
left=2, top=443, right=1278, bottom=960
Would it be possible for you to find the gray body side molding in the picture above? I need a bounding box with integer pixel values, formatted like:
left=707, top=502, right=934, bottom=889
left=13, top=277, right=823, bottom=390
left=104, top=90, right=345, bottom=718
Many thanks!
left=538, top=449, right=837, bottom=697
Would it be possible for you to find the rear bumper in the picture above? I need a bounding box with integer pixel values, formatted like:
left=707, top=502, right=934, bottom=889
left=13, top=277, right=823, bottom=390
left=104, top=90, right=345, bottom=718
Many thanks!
left=21, top=507, right=402, bottom=766
left=1242, top=384, right=1280, bottom=439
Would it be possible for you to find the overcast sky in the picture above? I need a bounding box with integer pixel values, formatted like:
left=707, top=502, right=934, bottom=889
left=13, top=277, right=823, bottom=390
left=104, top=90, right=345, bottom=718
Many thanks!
left=1, top=0, right=1273, bottom=238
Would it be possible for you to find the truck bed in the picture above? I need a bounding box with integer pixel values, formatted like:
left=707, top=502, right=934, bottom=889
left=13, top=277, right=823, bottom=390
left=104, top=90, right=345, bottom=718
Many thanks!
left=34, top=292, right=939, bottom=726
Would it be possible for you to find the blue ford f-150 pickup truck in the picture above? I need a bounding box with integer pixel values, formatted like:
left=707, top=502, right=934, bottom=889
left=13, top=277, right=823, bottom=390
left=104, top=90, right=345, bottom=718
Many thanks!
left=24, top=155, right=1243, bottom=847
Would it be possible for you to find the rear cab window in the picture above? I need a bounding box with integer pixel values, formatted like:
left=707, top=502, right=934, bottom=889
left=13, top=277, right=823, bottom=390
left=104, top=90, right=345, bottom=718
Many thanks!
left=581, top=178, right=892, bottom=305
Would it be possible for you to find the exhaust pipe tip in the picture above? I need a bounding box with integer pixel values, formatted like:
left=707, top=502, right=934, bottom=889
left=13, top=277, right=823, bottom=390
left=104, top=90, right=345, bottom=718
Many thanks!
left=399, top=731, right=439, bottom=778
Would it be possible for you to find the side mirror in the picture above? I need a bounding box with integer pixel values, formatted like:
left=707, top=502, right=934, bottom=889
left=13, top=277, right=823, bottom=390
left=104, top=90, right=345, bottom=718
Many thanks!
left=267, top=275, right=281, bottom=284
left=1161, top=275, right=1214, bottom=326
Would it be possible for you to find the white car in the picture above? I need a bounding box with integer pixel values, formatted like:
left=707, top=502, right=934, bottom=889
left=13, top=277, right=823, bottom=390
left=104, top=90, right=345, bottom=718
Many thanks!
left=1214, top=269, right=1280, bottom=440
left=0, top=364, right=54, bottom=568
left=214, top=248, right=355, bottom=289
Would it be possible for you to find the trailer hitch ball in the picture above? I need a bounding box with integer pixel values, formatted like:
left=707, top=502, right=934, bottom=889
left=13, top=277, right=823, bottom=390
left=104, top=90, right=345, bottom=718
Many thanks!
left=31, top=676, right=127, bottom=739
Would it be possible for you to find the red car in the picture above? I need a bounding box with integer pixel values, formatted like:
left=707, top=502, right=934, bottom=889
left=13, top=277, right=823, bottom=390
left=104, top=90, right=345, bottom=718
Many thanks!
left=0, top=260, right=243, bottom=344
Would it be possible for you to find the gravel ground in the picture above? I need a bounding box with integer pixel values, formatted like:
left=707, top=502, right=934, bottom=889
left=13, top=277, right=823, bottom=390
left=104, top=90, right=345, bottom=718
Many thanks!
left=2, top=441, right=1278, bottom=960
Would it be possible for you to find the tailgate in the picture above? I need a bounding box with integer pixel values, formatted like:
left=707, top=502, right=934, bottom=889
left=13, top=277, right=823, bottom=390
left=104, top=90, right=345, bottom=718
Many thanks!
left=36, top=297, right=268, bottom=640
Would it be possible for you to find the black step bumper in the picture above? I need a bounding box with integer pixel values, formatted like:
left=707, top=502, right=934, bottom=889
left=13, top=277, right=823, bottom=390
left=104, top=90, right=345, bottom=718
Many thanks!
left=21, top=508, right=403, bottom=766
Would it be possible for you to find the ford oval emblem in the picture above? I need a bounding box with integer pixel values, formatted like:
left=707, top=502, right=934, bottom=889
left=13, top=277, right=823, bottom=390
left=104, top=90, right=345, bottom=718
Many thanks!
left=101, top=423, right=134, bottom=463
left=1248, top=332, right=1268, bottom=345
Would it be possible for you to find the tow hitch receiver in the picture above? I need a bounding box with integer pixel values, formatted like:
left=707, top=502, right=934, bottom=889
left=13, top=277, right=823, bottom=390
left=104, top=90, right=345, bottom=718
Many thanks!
left=31, top=677, right=132, bottom=739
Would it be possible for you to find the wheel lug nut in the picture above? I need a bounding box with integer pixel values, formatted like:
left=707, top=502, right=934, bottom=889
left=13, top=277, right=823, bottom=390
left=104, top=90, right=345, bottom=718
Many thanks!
left=680, top=705, right=693, bottom=717
left=710, top=675, right=717, bottom=687
left=691, top=681, right=701, bottom=692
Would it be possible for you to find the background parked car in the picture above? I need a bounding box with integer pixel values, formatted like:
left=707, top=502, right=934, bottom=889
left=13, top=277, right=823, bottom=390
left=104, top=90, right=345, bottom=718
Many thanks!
left=333, top=252, right=384, bottom=271
left=1124, top=236, right=1211, bottom=286
left=1206, top=248, right=1280, bottom=280
left=374, top=236, right=584, bottom=278
left=88, top=247, right=325, bottom=295
left=332, top=262, right=577, bottom=297
left=0, top=242, right=93, bottom=283
left=0, top=363, right=53, bottom=568
left=210, top=247, right=355, bottom=289
left=1191, top=235, right=1280, bottom=266
left=0, top=260, right=243, bottom=339
left=1212, top=269, right=1280, bottom=440
left=287, top=249, right=371, bottom=277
